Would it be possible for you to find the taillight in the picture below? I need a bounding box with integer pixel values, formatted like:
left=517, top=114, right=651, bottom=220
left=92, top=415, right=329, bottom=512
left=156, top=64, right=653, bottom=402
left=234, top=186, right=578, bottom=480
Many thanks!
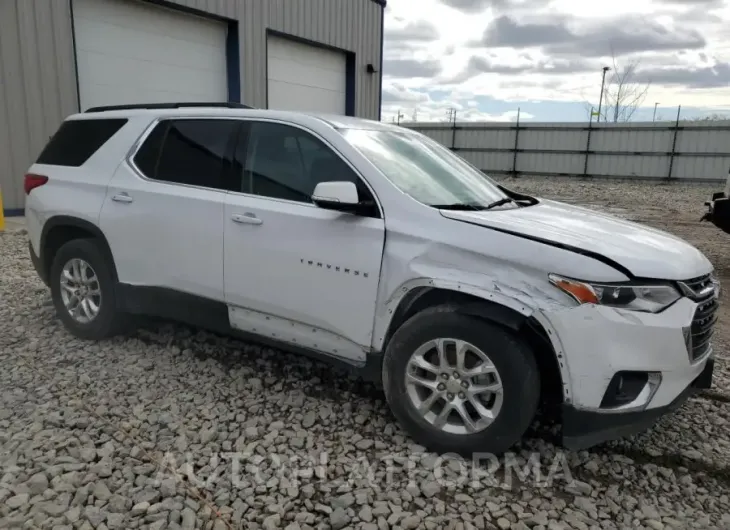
left=24, top=173, right=48, bottom=195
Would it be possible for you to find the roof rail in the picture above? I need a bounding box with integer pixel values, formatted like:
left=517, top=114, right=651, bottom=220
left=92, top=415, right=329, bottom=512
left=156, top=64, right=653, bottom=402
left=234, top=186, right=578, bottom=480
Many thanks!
left=84, top=102, right=254, bottom=113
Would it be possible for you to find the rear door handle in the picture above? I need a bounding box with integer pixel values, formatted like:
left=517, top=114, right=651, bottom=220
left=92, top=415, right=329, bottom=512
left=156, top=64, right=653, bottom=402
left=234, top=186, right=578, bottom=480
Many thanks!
left=231, top=212, right=262, bottom=225
left=111, top=192, right=134, bottom=204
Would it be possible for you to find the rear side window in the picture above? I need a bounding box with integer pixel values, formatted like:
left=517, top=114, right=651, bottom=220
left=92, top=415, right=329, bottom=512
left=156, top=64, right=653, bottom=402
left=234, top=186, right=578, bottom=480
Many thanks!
left=133, top=119, right=239, bottom=191
left=134, top=122, right=167, bottom=178
left=36, top=118, right=127, bottom=167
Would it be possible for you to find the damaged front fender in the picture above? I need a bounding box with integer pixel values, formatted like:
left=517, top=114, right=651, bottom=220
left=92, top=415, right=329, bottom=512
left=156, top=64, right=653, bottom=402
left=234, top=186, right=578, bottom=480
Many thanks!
left=371, top=209, right=633, bottom=409
left=372, top=275, right=579, bottom=406
left=372, top=266, right=571, bottom=354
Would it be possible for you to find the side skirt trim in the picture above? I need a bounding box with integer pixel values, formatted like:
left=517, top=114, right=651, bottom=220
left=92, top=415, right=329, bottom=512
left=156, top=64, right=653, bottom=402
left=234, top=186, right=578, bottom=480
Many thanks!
left=116, top=284, right=383, bottom=382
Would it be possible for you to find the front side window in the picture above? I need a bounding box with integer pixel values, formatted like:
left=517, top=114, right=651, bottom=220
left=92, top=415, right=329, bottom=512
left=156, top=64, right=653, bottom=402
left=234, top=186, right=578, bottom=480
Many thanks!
left=134, top=119, right=239, bottom=190
left=342, top=129, right=508, bottom=207
left=240, top=122, right=373, bottom=206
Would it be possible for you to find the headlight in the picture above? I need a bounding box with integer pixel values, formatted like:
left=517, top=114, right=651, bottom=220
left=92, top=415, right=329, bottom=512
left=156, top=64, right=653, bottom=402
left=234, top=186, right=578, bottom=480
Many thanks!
left=549, top=274, right=681, bottom=313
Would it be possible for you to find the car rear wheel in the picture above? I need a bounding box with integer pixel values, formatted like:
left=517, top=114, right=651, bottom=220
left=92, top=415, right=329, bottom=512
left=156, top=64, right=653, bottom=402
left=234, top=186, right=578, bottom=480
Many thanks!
left=383, top=305, right=540, bottom=456
left=50, top=239, right=127, bottom=340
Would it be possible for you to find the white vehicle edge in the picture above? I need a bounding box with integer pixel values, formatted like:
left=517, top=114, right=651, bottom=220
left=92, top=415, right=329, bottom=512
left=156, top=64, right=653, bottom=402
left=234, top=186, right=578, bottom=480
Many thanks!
left=25, top=104, right=718, bottom=454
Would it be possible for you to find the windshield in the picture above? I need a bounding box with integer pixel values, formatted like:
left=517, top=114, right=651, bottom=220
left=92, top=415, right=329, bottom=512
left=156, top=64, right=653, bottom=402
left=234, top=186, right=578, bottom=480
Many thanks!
left=342, top=128, right=508, bottom=207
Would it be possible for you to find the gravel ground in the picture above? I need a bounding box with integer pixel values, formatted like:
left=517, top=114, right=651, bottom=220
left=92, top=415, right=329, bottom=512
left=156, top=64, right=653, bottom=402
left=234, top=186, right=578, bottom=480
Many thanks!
left=2, top=177, right=730, bottom=530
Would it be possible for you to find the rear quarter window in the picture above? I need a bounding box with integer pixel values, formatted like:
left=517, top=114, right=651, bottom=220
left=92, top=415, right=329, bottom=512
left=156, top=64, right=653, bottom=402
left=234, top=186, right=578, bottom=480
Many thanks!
left=36, top=118, right=128, bottom=167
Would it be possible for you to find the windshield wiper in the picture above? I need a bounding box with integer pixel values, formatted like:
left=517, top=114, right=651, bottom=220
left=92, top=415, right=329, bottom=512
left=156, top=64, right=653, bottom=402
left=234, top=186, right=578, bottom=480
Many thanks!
left=482, top=197, right=516, bottom=210
left=431, top=197, right=523, bottom=211
left=429, top=202, right=488, bottom=210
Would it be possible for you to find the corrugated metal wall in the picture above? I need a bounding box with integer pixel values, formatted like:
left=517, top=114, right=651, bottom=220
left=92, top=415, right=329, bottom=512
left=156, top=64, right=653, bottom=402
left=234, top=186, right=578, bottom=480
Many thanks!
left=0, top=0, right=383, bottom=212
left=405, top=121, right=730, bottom=183
left=0, top=1, right=79, bottom=214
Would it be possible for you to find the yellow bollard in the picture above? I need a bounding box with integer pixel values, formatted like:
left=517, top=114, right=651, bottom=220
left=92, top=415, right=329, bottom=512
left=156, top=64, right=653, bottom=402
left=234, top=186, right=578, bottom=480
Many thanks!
left=0, top=187, right=5, bottom=232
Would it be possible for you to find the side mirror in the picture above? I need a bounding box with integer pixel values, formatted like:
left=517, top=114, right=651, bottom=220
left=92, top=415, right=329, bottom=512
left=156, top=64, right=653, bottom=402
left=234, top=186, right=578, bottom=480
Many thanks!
left=312, top=181, right=360, bottom=212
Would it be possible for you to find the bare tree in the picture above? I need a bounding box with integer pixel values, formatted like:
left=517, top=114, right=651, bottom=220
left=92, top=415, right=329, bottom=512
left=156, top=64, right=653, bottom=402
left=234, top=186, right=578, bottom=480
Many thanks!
left=596, top=51, right=651, bottom=123
left=687, top=113, right=729, bottom=122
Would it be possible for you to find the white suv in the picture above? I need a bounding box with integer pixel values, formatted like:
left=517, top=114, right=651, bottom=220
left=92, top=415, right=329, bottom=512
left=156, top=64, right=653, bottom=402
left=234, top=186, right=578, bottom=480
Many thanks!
left=25, top=103, right=717, bottom=455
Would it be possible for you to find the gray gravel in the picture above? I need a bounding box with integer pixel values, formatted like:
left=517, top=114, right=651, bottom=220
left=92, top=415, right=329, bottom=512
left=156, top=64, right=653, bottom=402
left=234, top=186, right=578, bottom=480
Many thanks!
left=2, top=178, right=730, bottom=529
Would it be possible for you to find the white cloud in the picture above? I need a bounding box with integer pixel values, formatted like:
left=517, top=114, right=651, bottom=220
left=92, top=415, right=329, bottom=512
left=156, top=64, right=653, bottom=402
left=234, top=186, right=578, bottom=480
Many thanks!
left=382, top=0, right=730, bottom=121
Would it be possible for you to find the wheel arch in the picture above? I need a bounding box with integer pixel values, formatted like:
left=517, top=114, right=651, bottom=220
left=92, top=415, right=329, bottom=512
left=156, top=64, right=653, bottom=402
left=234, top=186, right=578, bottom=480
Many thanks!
left=378, top=284, right=566, bottom=407
left=40, top=216, right=118, bottom=283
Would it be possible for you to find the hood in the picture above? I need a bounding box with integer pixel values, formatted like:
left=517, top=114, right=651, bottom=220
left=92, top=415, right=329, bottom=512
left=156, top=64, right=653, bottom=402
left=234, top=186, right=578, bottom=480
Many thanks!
left=441, top=199, right=713, bottom=281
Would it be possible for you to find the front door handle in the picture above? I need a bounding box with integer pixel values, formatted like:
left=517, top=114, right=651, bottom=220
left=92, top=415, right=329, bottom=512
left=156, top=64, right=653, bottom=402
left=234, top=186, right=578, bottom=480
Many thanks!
left=111, top=192, right=134, bottom=204
left=231, top=212, right=263, bottom=225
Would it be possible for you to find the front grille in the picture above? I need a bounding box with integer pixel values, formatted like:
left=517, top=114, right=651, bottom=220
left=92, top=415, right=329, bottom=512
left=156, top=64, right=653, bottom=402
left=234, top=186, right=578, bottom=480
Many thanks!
left=684, top=274, right=719, bottom=362
left=682, top=274, right=716, bottom=297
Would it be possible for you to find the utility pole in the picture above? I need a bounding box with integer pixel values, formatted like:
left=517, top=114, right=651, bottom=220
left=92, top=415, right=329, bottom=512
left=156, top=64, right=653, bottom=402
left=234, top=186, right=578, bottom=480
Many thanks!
left=597, top=66, right=610, bottom=123
left=445, top=108, right=455, bottom=123
left=396, top=109, right=404, bottom=125
left=412, top=108, right=418, bottom=122
left=653, top=102, right=659, bottom=122
left=449, top=108, right=457, bottom=149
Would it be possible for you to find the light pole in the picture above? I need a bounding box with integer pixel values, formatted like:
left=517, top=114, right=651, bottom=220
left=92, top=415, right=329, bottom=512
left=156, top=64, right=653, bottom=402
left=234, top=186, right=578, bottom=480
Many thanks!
left=597, top=66, right=610, bottom=123
left=396, top=109, right=404, bottom=125
left=653, top=102, right=659, bottom=122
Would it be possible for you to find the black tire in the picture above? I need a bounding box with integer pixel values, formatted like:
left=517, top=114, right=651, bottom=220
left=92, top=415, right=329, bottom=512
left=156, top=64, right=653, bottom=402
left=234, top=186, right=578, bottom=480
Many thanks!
left=50, top=238, right=128, bottom=340
left=383, top=305, right=540, bottom=456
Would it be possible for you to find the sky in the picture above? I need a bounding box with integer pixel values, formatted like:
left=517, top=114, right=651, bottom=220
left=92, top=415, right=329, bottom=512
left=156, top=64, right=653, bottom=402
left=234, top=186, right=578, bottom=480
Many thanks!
left=381, top=0, right=730, bottom=123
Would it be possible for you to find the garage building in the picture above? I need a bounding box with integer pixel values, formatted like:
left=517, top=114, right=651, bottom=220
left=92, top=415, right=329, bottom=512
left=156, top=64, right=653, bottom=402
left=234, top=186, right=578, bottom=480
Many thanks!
left=0, top=0, right=385, bottom=214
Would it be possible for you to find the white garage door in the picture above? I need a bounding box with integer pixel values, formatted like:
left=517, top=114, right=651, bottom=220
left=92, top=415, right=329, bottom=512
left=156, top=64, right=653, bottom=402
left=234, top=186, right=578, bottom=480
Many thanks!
left=73, top=0, right=228, bottom=111
left=267, top=35, right=347, bottom=114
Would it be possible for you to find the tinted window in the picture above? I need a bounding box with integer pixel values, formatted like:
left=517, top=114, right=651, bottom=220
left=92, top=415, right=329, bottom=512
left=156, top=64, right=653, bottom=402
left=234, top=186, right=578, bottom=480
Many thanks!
left=133, top=122, right=167, bottom=178
left=37, top=118, right=128, bottom=167
left=135, top=119, right=239, bottom=190
left=241, top=122, right=372, bottom=205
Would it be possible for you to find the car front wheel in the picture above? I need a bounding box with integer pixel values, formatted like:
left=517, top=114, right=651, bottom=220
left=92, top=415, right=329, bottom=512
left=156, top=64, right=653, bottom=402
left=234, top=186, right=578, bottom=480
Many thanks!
left=383, top=305, right=540, bottom=456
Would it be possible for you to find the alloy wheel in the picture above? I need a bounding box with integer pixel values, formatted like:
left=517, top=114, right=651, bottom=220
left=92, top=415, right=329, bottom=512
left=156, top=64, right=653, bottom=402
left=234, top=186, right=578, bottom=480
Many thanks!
left=59, top=258, right=102, bottom=324
left=404, top=338, right=504, bottom=435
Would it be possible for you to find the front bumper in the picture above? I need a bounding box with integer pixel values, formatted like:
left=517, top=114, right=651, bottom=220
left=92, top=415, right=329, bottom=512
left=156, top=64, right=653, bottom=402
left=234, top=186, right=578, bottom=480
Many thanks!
left=702, top=191, right=730, bottom=234
left=545, top=296, right=713, bottom=410
left=562, top=357, right=713, bottom=450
